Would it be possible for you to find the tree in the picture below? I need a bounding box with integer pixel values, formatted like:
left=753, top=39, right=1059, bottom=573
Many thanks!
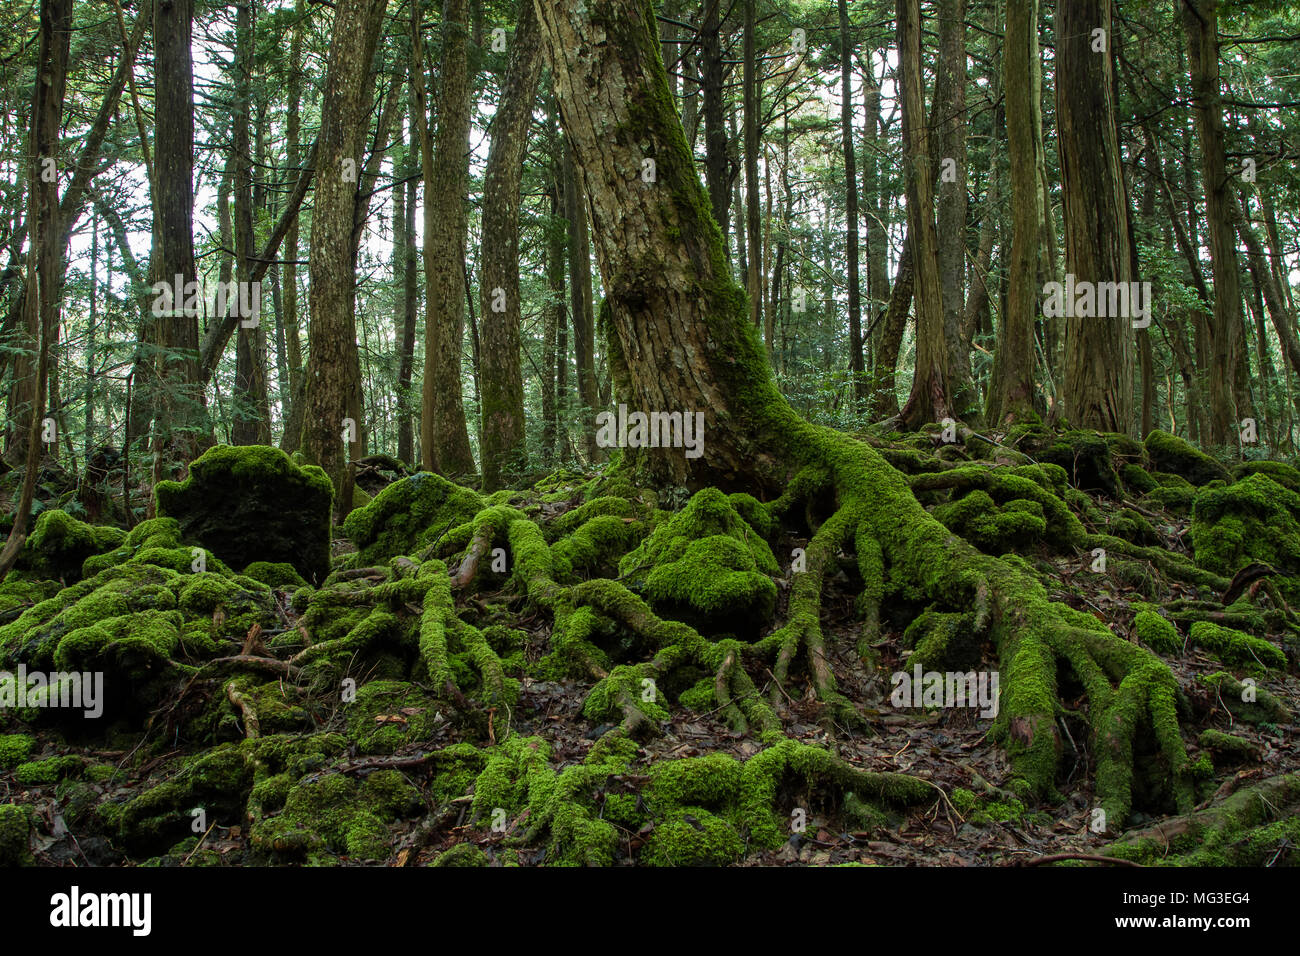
left=414, top=0, right=478, bottom=477
left=532, top=0, right=1189, bottom=829
left=479, top=0, right=543, bottom=490
left=986, top=0, right=1041, bottom=426
left=301, top=0, right=388, bottom=518
left=1057, top=0, right=1133, bottom=434
left=836, top=0, right=864, bottom=402
left=0, top=0, right=71, bottom=577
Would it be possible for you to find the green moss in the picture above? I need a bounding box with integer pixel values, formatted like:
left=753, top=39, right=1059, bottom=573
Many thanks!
left=642, top=807, right=744, bottom=866
left=14, top=755, right=83, bottom=786
left=618, top=488, right=777, bottom=628
left=902, top=609, right=980, bottom=672
left=155, top=444, right=334, bottom=583
left=343, top=471, right=484, bottom=565
left=19, top=510, right=125, bottom=582
left=0, top=733, right=35, bottom=769
left=1190, top=474, right=1300, bottom=586
left=1197, top=672, right=1288, bottom=724
left=1233, top=460, right=1300, bottom=492
left=1197, top=729, right=1259, bottom=761
left=1133, top=610, right=1181, bottom=655
left=0, top=804, right=32, bottom=865
left=1188, top=621, right=1286, bottom=671
left=432, top=842, right=488, bottom=867
left=1038, top=430, right=1121, bottom=495
left=241, top=562, right=308, bottom=590
left=345, top=681, right=444, bottom=755
left=1121, top=463, right=1158, bottom=495
left=1144, top=430, right=1230, bottom=486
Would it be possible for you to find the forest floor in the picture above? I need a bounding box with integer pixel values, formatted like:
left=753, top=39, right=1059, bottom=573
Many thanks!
left=2, top=427, right=1298, bottom=867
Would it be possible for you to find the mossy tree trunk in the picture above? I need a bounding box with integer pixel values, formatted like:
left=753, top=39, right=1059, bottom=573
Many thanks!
left=414, top=0, right=478, bottom=478
left=301, top=0, right=388, bottom=518
left=479, top=0, right=543, bottom=490
left=534, top=0, right=1192, bottom=827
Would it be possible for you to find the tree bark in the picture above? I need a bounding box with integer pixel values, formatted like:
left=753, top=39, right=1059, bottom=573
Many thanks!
left=480, top=0, right=543, bottom=490
left=301, top=0, right=388, bottom=518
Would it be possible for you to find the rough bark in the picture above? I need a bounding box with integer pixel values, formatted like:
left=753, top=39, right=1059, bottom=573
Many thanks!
left=479, top=0, right=543, bottom=490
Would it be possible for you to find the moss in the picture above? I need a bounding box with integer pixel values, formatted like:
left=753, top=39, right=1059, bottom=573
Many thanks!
left=932, top=490, right=1047, bottom=553
left=345, top=681, right=444, bottom=755
left=642, top=807, right=744, bottom=866
left=1144, top=430, right=1230, bottom=486
left=14, top=755, right=83, bottom=786
left=902, top=609, right=980, bottom=672
left=1120, top=463, right=1158, bottom=495
left=0, top=578, right=60, bottom=621
left=1233, top=460, right=1300, bottom=492
left=949, top=787, right=978, bottom=815
left=241, top=561, right=308, bottom=590
left=1190, top=474, right=1300, bottom=586
left=1107, top=508, right=1157, bottom=546
left=618, top=488, right=777, bottom=629
left=1038, top=430, right=1121, bottom=495
left=19, top=510, right=125, bottom=582
left=1188, top=621, right=1286, bottom=671
left=432, top=842, right=488, bottom=867
left=1198, top=672, right=1288, bottom=724
left=0, top=803, right=32, bottom=865
left=1197, top=729, right=1260, bottom=761
left=343, top=471, right=484, bottom=565
left=550, top=514, right=644, bottom=576
left=0, top=733, right=35, bottom=769
left=155, top=444, right=334, bottom=583
left=118, top=744, right=254, bottom=854
left=1133, top=610, right=1181, bottom=655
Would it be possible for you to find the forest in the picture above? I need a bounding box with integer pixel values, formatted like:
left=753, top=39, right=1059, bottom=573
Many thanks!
left=0, top=0, right=1297, bottom=871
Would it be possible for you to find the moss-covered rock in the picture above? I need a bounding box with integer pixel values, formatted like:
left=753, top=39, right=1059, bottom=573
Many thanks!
left=617, top=488, right=777, bottom=630
left=1190, top=473, right=1300, bottom=584
left=241, top=561, right=308, bottom=590
left=1038, top=430, right=1121, bottom=495
left=343, top=471, right=485, bottom=566
left=155, top=444, right=333, bottom=583
left=19, top=510, right=125, bottom=582
left=1144, top=430, right=1230, bottom=486
left=0, top=733, right=35, bottom=769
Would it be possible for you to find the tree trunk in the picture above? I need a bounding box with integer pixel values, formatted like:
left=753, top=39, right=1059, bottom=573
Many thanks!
left=0, top=0, right=70, bottom=577
left=1057, top=0, right=1133, bottom=434
left=986, top=0, right=1040, bottom=426
left=279, top=0, right=307, bottom=453
left=397, top=114, right=419, bottom=466
left=414, top=0, right=478, bottom=477
left=837, top=0, right=864, bottom=403
left=564, top=139, right=600, bottom=463
left=301, top=0, right=388, bottom=518
left=897, top=0, right=953, bottom=430
left=743, top=0, right=764, bottom=339
left=479, top=0, right=543, bottom=490
left=1183, top=0, right=1245, bottom=446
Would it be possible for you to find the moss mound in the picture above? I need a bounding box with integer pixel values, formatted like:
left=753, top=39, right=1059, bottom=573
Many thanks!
left=18, top=510, right=125, bottom=583
left=1144, top=430, right=1230, bottom=486
left=618, top=488, right=778, bottom=630
left=1190, top=473, right=1300, bottom=583
left=155, top=444, right=333, bottom=583
left=343, top=471, right=485, bottom=566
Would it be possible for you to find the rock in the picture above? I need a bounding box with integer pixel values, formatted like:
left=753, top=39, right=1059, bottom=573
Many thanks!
left=155, top=445, right=334, bottom=583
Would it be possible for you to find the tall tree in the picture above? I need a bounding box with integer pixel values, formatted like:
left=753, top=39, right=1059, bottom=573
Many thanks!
left=0, top=0, right=71, bottom=576
left=897, top=0, right=954, bottom=429
left=1057, top=0, right=1133, bottom=433
left=986, top=0, right=1041, bottom=426
left=414, top=0, right=478, bottom=476
left=479, top=0, right=543, bottom=490
left=1183, top=0, right=1246, bottom=445
left=837, top=0, right=864, bottom=401
left=301, top=0, right=388, bottom=518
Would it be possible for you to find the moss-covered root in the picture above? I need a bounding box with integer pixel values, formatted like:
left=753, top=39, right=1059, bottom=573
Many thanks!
left=417, top=557, right=518, bottom=707
left=1106, top=773, right=1300, bottom=865
left=753, top=504, right=857, bottom=723
left=989, top=558, right=1192, bottom=825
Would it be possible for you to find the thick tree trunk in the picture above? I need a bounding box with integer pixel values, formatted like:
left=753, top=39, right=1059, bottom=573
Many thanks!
left=279, top=0, right=307, bottom=453
left=564, top=140, right=601, bottom=463
left=414, top=0, right=477, bottom=477
left=743, top=0, right=764, bottom=339
left=1057, top=0, right=1133, bottom=434
left=480, top=0, right=543, bottom=490
left=397, top=116, right=419, bottom=466
left=301, top=0, right=387, bottom=519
